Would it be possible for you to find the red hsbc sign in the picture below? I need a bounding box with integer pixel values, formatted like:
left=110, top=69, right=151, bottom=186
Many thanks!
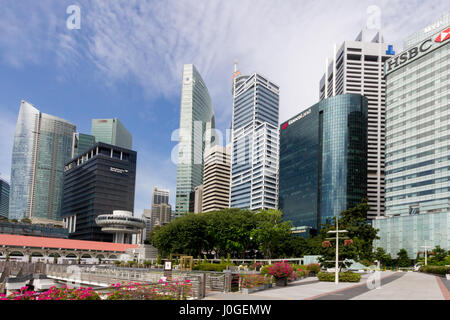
left=434, top=27, right=450, bottom=42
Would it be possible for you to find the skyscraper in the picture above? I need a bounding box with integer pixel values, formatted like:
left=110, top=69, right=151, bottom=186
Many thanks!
left=9, top=101, right=76, bottom=222
left=319, top=30, right=395, bottom=219
left=61, top=142, right=137, bottom=242
left=230, top=65, right=279, bottom=210
left=279, top=94, right=368, bottom=233
left=91, top=118, right=132, bottom=149
left=72, top=132, right=96, bottom=158
left=150, top=188, right=171, bottom=229
left=202, top=144, right=231, bottom=212
left=175, top=64, right=215, bottom=217
left=375, top=14, right=450, bottom=257
left=0, top=178, right=9, bottom=219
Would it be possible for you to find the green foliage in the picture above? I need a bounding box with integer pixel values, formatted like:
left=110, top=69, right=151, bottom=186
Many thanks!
left=250, top=210, right=293, bottom=259
left=151, top=209, right=293, bottom=259
left=375, top=247, right=394, bottom=267
left=20, top=218, right=32, bottom=224
left=193, top=263, right=233, bottom=272
left=317, top=272, right=362, bottom=282
left=318, top=200, right=379, bottom=269
left=156, top=254, right=162, bottom=265
left=305, top=263, right=321, bottom=274
left=419, top=265, right=450, bottom=275
left=396, top=249, right=412, bottom=267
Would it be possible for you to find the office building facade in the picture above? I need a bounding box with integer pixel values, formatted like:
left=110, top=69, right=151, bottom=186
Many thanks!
left=0, top=178, right=10, bottom=219
left=202, top=145, right=231, bottom=212
left=91, top=118, right=132, bottom=149
left=149, top=187, right=171, bottom=230
left=72, top=133, right=96, bottom=158
left=230, top=66, right=279, bottom=210
left=9, top=101, right=76, bottom=222
left=384, top=21, right=450, bottom=217
left=61, top=142, right=137, bottom=242
left=175, top=64, right=215, bottom=217
left=374, top=17, right=450, bottom=257
left=320, top=31, right=395, bottom=219
left=279, top=94, right=368, bottom=232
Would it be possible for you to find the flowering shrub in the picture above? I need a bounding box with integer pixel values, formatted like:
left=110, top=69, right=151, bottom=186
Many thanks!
left=240, top=275, right=270, bottom=289
left=0, top=285, right=101, bottom=300
left=106, top=279, right=193, bottom=300
left=0, top=279, right=192, bottom=301
left=267, top=261, right=294, bottom=279
left=306, top=263, right=321, bottom=274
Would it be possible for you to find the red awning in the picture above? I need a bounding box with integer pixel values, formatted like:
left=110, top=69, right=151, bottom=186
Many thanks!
left=0, top=234, right=139, bottom=252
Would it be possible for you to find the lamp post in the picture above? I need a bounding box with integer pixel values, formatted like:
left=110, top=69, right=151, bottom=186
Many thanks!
left=327, top=216, right=348, bottom=284
left=420, top=243, right=432, bottom=266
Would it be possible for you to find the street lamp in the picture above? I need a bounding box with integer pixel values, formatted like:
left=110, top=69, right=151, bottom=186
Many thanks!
left=420, top=242, right=432, bottom=266
left=327, top=216, right=348, bottom=284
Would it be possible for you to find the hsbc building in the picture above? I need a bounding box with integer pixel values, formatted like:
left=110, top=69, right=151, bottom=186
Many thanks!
left=376, top=17, right=450, bottom=257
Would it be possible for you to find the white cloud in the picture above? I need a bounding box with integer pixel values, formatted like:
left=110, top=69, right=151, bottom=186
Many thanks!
left=0, top=0, right=448, bottom=215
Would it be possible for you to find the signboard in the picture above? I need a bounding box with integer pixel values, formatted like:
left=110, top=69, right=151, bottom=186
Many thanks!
left=385, top=26, right=450, bottom=76
left=110, top=167, right=128, bottom=174
left=282, top=108, right=312, bottom=130
left=164, top=261, right=172, bottom=271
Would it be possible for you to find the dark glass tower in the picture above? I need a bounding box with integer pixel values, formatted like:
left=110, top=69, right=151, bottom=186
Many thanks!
left=0, top=178, right=9, bottom=219
left=61, top=142, right=137, bottom=242
left=279, top=94, right=368, bottom=232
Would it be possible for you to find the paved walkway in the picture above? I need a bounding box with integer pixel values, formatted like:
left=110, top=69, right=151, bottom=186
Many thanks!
left=203, top=272, right=449, bottom=300
left=352, top=272, right=445, bottom=300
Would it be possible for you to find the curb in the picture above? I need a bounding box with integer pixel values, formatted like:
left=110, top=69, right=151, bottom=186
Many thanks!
left=435, top=276, right=450, bottom=300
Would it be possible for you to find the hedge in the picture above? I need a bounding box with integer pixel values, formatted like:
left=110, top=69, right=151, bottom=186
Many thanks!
left=318, top=272, right=362, bottom=282
left=419, top=266, right=450, bottom=275
left=193, top=263, right=233, bottom=272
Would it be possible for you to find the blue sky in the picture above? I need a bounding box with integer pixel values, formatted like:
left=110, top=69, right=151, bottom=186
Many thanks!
left=0, top=0, right=448, bottom=216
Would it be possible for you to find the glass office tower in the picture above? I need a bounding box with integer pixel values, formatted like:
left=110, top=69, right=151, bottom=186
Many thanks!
left=230, top=66, right=280, bottom=210
left=175, top=64, right=215, bottom=216
left=384, top=22, right=450, bottom=216
left=375, top=16, right=450, bottom=258
left=91, top=118, right=132, bottom=149
left=279, top=94, right=368, bottom=232
left=319, top=31, right=395, bottom=220
left=0, top=178, right=9, bottom=219
left=9, top=101, right=76, bottom=222
left=72, top=133, right=96, bottom=158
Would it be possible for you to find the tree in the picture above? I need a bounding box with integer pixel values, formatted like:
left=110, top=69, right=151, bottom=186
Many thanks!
left=432, top=246, right=447, bottom=262
left=338, top=200, right=379, bottom=261
left=397, top=249, right=411, bottom=267
left=317, top=200, right=379, bottom=269
left=250, top=210, right=293, bottom=259
left=375, top=247, right=393, bottom=267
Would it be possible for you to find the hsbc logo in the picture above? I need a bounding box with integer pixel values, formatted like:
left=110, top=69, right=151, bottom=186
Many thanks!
left=434, top=27, right=450, bottom=42
left=385, top=25, right=450, bottom=76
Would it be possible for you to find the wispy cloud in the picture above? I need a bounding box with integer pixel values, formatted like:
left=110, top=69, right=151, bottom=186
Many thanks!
left=0, top=0, right=448, bottom=212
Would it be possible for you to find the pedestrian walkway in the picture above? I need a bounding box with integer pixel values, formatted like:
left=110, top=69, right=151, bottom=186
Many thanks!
left=203, top=272, right=449, bottom=300
left=352, top=272, right=446, bottom=300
